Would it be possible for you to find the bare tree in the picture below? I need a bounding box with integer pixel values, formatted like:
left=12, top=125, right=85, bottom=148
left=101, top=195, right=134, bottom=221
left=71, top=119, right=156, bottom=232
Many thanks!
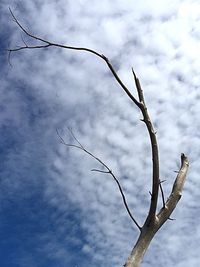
left=8, top=9, right=189, bottom=267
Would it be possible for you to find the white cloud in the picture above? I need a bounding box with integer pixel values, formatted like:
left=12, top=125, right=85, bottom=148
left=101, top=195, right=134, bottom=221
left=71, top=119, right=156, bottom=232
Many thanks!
left=1, top=0, right=200, bottom=266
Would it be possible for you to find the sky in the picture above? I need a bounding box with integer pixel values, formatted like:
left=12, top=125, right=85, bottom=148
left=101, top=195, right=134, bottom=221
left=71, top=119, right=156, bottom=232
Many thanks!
left=1, top=0, right=200, bottom=266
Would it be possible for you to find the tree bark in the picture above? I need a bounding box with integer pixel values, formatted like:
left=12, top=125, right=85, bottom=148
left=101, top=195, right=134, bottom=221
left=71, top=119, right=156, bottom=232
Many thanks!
left=124, top=220, right=159, bottom=267
left=124, top=154, right=189, bottom=267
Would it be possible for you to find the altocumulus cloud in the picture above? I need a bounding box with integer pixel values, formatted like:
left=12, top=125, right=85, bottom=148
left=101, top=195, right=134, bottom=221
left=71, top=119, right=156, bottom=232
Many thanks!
left=1, top=0, right=200, bottom=266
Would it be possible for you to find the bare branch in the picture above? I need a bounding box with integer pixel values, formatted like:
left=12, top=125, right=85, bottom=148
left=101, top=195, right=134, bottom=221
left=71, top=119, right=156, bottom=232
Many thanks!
left=159, top=180, right=166, bottom=209
left=9, top=11, right=161, bottom=224
left=67, top=127, right=84, bottom=149
left=56, top=129, right=141, bottom=230
left=157, top=153, right=189, bottom=228
left=7, top=44, right=53, bottom=56
left=9, top=7, right=50, bottom=45
left=131, top=68, right=144, bottom=104
left=9, top=9, right=160, bottom=227
left=169, top=153, right=189, bottom=201
left=20, top=33, right=28, bottom=47
left=132, top=71, right=160, bottom=226
left=8, top=8, right=142, bottom=109
left=168, top=217, right=176, bottom=221
left=7, top=50, right=12, bottom=67
left=56, top=128, right=66, bottom=144
left=91, top=169, right=110, bottom=174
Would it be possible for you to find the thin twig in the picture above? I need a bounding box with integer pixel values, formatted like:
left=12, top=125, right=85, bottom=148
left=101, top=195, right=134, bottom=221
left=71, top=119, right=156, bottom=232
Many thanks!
left=168, top=217, right=176, bottom=221
left=91, top=169, right=110, bottom=174
left=9, top=8, right=51, bottom=45
left=159, top=180, right=166, bottom=208
left=8, top=8, right=141, bottom=109
left=67, top=127, right=84, bottom=149
left=7, top=50, right=12, bottom=67
left=20, top=33, right=28, bottom=47
left=56, top=129, right=141, bottom=230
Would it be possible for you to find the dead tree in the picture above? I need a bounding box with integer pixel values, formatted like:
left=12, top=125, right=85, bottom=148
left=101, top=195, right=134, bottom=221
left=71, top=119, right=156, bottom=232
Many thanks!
left=8, top=9, right=189, bottom=267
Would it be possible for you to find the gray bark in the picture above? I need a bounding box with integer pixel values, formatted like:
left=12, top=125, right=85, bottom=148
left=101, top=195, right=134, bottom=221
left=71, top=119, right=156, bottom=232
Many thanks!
left=124, top=154, right=189, bottom=267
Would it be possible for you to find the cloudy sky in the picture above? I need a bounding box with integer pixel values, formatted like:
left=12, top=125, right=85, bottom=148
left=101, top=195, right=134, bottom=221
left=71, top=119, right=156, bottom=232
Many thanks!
left=1, top=0, right=200, bottom=266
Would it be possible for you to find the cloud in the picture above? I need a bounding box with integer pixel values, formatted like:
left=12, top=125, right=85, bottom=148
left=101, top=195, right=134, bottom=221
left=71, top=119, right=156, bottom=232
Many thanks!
left=1, top=0, right=200, bottom=266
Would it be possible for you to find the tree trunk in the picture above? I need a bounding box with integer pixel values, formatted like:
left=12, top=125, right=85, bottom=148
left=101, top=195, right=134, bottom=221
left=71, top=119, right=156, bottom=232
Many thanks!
left=124, top=226, right=157, bottom=267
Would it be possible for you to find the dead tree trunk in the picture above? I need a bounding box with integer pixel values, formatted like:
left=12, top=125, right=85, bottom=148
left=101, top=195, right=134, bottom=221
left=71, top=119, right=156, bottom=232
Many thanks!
left=8, top=9, right=189, bottom=267
left=124, top=153, right=189, bottom=267
left=125, top=229, right=157, bottom=267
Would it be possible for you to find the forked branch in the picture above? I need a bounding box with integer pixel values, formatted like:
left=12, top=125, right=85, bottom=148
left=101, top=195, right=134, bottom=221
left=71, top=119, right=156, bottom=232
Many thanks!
left=56, top=129, right=141, bottom=230
left=9, top=8, right=160, bottom=227
left=8, top=8, right=141, bottom=108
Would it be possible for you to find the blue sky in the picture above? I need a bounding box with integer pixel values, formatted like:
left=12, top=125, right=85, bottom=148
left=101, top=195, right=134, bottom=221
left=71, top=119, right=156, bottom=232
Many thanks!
left=1, top=0, right=200, bottom=266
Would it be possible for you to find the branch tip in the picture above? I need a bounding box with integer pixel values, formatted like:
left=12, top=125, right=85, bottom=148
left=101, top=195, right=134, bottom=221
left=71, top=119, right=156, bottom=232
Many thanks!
left=168, top=217, right=176, bottom=221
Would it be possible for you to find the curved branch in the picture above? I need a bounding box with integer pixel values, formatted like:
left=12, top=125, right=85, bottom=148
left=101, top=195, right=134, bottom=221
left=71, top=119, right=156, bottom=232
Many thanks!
left=56, top=129, right=141, bottom=231
left=9, top=9, right=160, bottom=227
left=8, top=8, right=141, bottom=109
left=132, top=70, right=160, bottom=226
